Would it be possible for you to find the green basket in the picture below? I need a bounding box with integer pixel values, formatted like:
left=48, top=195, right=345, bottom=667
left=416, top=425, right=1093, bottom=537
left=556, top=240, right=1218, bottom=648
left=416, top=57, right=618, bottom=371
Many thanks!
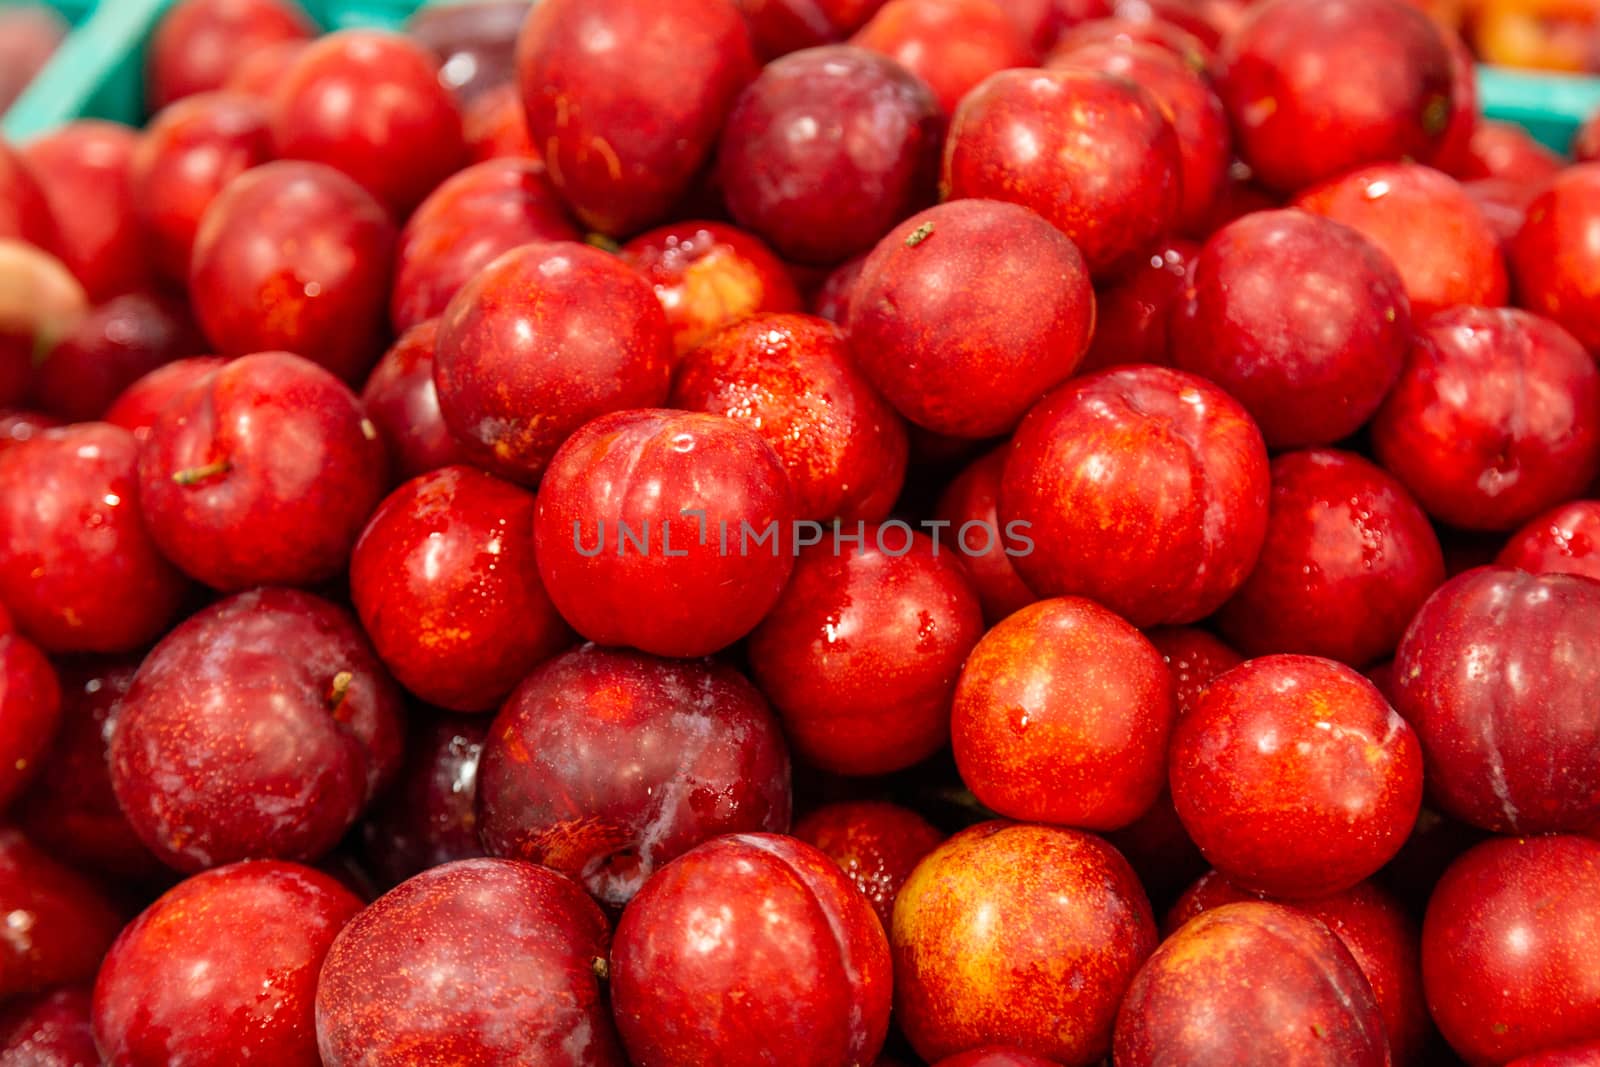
left=1, top=0, right=427, bottom=141
left=5, top=0, right=1600, bottom=153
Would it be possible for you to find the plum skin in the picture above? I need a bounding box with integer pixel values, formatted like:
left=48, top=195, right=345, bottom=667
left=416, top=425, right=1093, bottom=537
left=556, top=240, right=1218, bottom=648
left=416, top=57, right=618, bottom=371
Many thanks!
left=475, top=645, right=792, bottom=908
left=92, top=861, right=363, bottom=1067
left=315, top=858, right=624, bottom=1065
left=610, top=833, right=891, bottom=1067
left=892, top=821, right=1157, bottom=1065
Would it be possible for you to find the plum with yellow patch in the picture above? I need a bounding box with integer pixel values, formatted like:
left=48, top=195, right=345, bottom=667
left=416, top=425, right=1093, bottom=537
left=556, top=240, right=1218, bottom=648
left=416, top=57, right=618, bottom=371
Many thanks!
left=892, top=821, right=1157, bottom=1064
left=622, top=221, right=803, bottom=360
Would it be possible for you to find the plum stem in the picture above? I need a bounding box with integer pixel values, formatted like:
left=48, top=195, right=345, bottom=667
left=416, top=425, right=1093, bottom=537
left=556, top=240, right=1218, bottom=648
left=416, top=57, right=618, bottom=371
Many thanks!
left=904, top=222, right=935, bottom=248
left=171, top=459, right=231, bottom=486
left=591, top=956, right=610, bottom=981
left=326, top=671, right=353, bottom=711
left=584, top=232, right=621, bottom=255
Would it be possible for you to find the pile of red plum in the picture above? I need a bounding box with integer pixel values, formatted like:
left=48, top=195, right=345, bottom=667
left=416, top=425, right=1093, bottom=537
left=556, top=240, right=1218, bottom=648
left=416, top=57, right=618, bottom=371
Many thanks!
left=2, top=0, right=1600, bottom=1063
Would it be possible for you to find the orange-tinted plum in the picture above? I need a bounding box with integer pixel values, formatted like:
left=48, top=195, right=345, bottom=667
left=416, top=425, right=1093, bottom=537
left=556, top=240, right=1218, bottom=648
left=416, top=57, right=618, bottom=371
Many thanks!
left=145, top=0, right=314, bottom=109
left=1510, top=163, right=1600, bottom=352
left=130, top=91, right=273, bottom=283
left=93, top=861, right=363, bottom=1067
left=462, top=82, right=535, bottom=162
left=1423, top=835, right=1600, bottom=1065
left=1048, top=42, right=1229, bottom=234
left=943, top=68, right=1180, bottom=275
left=852, top=0, right=1038, bottom=115
left=360, top=712, right=487, bottom=887
left=391, top=160, right=579, bottom=335
left=518, top=0, right=757, bottom=236
left=1170, top=654, right=1424, bottom=897
left=350, top=466, right=570, bottom=713
left=405, top=0, right=530, bottom=103
left=1218, top=0, right=1455, bottom=193
left=109, top=588, right=405, bottom=872
left=0, top=986, right=97, bottom=1067
left=1115, top=901, right=1388, bottom=1066
left=893, top=822, right=1156, bottom=1064
left=190, top=161, right=396, bottom=383
left=953, top=597, right=1176, bottom=829
left=1170, top=209, right=1410, bottom=450
left=1216, top=449, right=1445, bottom=667
left=1498, top=500, right=1600, bottom=581
left=476, top=647, right=791, bottom=906
left=533, top=409, right=797, bottom=657
left=1078, top=239, right=1192, bottom=372
left=317, top=859, right=622, bottom=1064
left=1371, top=306, right=1600, bottom=531
left=719, top=45, right=943, bottom=265
left=358, top=321, right=469, bottom=480
left=433, top=242, right=671, bottom=484
left=932, top=447, right=1038, bottom=624
left=1168, top=873, right=1430, bottom=1065
left=671, top=313, right=907, bottom=521
left=15, top=658, right=162, bottom=882
left=846, top=200, right=1094, bottom=439
left=0, top=631, right=58, bottom=811
left=103, top=355, right=226, bottom=440
left=31, top=292, right=204, bottom=423
left=1000, top=365, right=1270, bottom=627
left=792, top=801, right=944, bottom=929
left=0, top=830, right=123, bottom=998
left=22, top=122, right=149, bottom=301
left=748, top=527, right=984, bottom=775
left=1393, top=567, right=1600, bottom=835
left=621, top=222, right=804, bottom=360
left=1296, top=162, right=1508, bottom=316
left=136, top=351, right=387, bottom=590
left=272, top=30, right=465, bottom=217
left=611, top=833, right=891, bottom=1067
left=0, top=423, right=188, bottom=653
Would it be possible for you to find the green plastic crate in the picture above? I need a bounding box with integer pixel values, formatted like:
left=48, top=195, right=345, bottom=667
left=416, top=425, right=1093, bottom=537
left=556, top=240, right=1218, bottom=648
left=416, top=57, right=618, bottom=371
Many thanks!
left=1, top=0, right=428, bottom=140
left=6, top=0, right=1600, bottom=152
